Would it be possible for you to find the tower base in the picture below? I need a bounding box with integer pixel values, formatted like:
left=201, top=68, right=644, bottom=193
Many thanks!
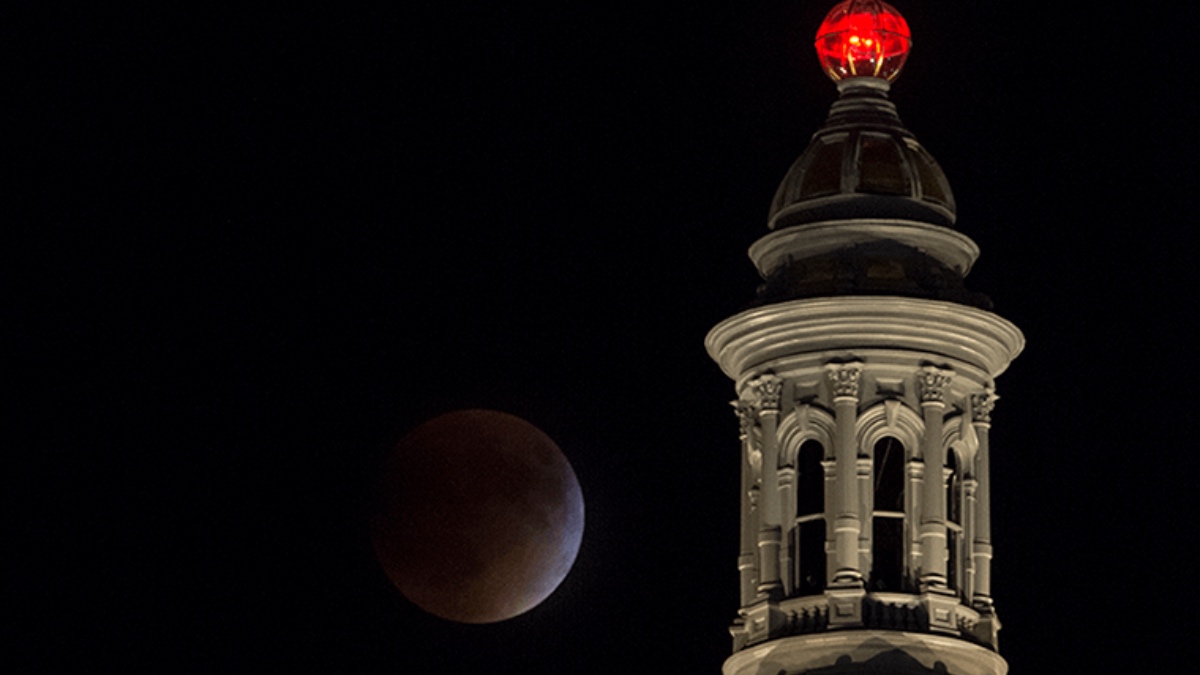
left=723, top=631, right=1007, bottom=675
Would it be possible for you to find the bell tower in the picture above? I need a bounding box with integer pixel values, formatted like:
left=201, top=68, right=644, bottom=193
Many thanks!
left=705, top=3, right=1022, bottom=674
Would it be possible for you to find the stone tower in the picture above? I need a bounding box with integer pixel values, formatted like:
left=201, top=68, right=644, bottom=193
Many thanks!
left=705, top=3, right=1023, bottom=674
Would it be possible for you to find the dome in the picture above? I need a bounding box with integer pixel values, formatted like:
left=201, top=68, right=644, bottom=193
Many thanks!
left=768, top=79, right=956, bottom=230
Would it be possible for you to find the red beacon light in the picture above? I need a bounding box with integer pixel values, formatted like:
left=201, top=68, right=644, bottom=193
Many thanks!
left=815, top=0, right=912, bottom=83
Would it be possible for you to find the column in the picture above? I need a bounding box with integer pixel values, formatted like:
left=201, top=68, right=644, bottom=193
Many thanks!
left=821, top=458, right=838, bottom=586
left=917, top=366, right=953, bottom=589
left=749, top=374, right=784, bottom=596
left=778, top=466, right=796, bottom=596
left=826, top=362, right=863, bottom=584
left=970, top=388, right=997, bottom=609
left=733, top=400, right=760, bottom=607
left=906, top=457, right=925, bottom=587
left=856, top=456, right=873, bottom=576
left=962, top=476, right=979, bottom=602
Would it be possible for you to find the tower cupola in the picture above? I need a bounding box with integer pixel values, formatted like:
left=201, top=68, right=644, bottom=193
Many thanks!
left=706, top=5, right=1024, bottom=675
left=753, top=0, right=984, bottom=310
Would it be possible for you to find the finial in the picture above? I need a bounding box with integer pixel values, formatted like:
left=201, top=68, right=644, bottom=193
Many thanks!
left=815, top=1, right=911, bottom=83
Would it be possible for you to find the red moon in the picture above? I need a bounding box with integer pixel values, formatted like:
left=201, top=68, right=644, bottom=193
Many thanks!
left=371, top=410, right=584, bottom=623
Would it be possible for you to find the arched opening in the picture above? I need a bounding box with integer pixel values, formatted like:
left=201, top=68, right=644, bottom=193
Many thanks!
left=794, top=439, right=826, bottom=595
left=946, top=448, right=963, bottom=595
left=870, top=436, right=905, bottom=592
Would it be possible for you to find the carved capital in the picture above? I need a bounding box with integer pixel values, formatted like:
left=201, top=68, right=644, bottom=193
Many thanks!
left=825, top=362, right=864, bottom=400
left=971, top=388, right=998, bottom=425
left=917, top=366, right=954, bottom=405
left=748, top=373, right=784, bottom=413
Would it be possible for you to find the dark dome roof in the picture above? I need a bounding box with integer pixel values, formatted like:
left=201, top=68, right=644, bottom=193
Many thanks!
left=768, top=78, right=956, bottom=230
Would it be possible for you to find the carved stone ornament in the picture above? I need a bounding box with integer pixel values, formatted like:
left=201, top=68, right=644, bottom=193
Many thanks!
left=970, top=388, right=998, bottom=424
left=916, top=366, right=954, bottom=404
left=796, top=402, right=811, bottom=433
left=732, top=400, right=756, bottom=438
left=748, top=445, right=763, bottom=475
left=825, top=362, right=864, bottom=400
left=748, top=373, right=784, bottom=413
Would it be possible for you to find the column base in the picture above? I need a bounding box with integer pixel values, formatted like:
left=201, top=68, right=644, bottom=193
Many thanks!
left=826, top=584, right=866, bottom=628
left=922, top=589, right=960, bottom=634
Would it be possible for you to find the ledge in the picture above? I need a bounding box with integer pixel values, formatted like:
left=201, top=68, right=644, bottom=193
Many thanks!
left=706, top=296, right=1023, bottom=383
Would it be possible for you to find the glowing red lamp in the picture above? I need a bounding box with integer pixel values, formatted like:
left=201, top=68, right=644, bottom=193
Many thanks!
left=815, top=0, right=911, bottom=82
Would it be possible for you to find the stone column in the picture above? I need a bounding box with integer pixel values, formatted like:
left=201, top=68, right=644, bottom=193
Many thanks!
left=750, top=374, right=784, bottom=596
left=778, top=466, right=796, bottom=596
left=856, top=456, right=873, bottom=574
left=822, top=458, right=838, bottom=586
left=826, top=362, right=863, bottom=584
left=906, top=457, right=925, bottom=585
left=970, top=389, right=997, bottom=609
left=917, top=366, right=953, bottom=589
left=733, top=400, right=760, bottom=607
left=962, top=476, right=979, bottom=601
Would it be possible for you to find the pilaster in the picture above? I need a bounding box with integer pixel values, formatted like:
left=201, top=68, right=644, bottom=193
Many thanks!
left=969, top=388, right=997, bottom=612
left=750, top=373, right=785, bottom=596
left=734, top=400, right=761, bottom=607
left=826, top=362, right=864, bottom=587
left=917, top=365, right=953, bottom=590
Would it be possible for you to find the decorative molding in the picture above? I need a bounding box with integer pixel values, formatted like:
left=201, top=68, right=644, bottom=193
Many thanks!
left=705, top=297, right=1025, bottom=382
left=821, top=459, right=837, bottom=477
left=960, top=416, right=979, bottom=454
left=777, top=405, right=836, bottom=466
left=826, top=362, right=864, bottom=400
left=962, top=478, right=979, bottom=497
left=970, top=388, right=998, bottom=425
left=780, top=603, right=830, bottom=638
left=940, top=418, right=969, bottom=454
left=884, top=398, right=901, bottom=430
left=748, top=218, right=981, bottom=278
left=907, top=459, right=925, bottom=479
left=857, top=402, right=924, bottom=457
left=732, top=400, right=756, bottom=439
left=917, top=366, right=954, bottom=405
left=796, top=402, right=811, bottom=434
left=748, top=444, right=763, bottom=475
left=749, top=373, right=785, bottom=413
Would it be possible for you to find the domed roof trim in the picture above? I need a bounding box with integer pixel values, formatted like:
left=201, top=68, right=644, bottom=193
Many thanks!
left=767, top=79, right=957, bottom=231
left=769, top=128, right=956, bottom=230
left=749, top=218, right=980, bottom=279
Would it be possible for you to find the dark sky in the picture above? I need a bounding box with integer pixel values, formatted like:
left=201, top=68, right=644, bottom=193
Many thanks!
left=11, top=2, right=1195, bottom=673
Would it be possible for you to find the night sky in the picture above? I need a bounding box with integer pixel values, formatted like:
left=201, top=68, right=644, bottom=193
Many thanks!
left=11, top=2, right=1194, bottom=673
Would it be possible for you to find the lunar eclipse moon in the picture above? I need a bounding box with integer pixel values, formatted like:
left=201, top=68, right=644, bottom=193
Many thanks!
left=371, top=410, right=584, bottom=623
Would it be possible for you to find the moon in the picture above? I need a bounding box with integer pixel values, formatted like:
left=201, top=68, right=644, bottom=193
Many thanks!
left=371, top=409, right=584, bottom=623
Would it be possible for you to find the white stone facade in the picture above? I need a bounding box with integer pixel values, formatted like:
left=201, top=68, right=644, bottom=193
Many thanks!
left=707, top=292, right=1021, bottom=671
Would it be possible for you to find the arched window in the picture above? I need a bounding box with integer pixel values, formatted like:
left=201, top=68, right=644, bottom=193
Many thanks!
left=871, top=436, right=906, bottom=592
left=794, top=439, right=826, bottom=595
left=946, top=447, right=963, bottom=595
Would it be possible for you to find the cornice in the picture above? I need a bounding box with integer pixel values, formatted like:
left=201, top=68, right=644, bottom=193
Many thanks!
left=749, top=218, right=980, bottom=278
left=706, top=296, right=1023, bottom=381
